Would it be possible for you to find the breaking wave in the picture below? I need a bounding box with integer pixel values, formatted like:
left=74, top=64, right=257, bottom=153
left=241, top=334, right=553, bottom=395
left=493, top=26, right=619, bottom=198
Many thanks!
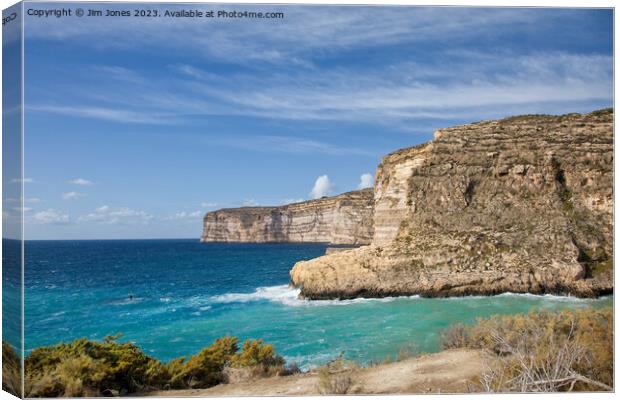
left=208, top=285, right=420, bottom=307
left=208, top=285, right=607, bottom=307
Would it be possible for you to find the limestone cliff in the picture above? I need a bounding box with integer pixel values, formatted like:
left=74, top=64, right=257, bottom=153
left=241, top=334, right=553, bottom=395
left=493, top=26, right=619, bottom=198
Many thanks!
left=201, top=189, right=374, bottom=244
left=291, top=109, right=613, bottom=299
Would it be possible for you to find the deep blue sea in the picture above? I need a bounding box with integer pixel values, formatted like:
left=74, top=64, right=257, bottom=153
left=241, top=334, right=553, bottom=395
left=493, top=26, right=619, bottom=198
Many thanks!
left=18, top=239, right=612, bottom=368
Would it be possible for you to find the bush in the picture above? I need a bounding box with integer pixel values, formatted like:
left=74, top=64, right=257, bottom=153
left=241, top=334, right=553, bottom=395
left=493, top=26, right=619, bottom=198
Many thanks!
left=439, top=323, right=469, bottom=349
left=440, top=307, right=613, bottom=392
left=316, top=356, right=356, bottom=394
left=168, top=336, right=238, bottom=389
left=24, top=335, right=169, bottom=396
left=222, top=339, right=287, bottom=383
left=20, top=335, right=286, bottom=396
left=231, top=339, right=285, bottom=368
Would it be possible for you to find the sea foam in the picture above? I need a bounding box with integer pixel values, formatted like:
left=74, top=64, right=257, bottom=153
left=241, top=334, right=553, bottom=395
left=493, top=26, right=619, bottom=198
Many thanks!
left=208, top=285, right=421, bottom=307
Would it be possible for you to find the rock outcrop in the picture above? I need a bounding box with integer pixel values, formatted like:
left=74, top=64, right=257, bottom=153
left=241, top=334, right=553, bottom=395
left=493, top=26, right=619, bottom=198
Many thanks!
left=201, top=189, right=374, bottom=245
left=291, top=109, right=613, bottom=299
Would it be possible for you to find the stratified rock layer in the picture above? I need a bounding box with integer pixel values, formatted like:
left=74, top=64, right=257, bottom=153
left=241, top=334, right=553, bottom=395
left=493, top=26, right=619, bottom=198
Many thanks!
left=291, top=110, right=613, bottom=299
left=201, top=189, right=374, bottom=245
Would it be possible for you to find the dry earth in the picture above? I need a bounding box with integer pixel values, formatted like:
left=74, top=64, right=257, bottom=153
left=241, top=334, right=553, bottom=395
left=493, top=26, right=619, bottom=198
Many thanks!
left=147, top=349, right=484, bottom=396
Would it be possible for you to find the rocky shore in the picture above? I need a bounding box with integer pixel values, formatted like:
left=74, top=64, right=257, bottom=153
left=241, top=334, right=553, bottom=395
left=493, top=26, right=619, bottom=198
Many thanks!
left=291, top=109, right=613, bottom=299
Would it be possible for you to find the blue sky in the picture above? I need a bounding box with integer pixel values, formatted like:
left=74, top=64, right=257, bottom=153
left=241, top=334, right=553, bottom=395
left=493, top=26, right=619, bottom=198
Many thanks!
left=15, top=3, right=613, bottom=239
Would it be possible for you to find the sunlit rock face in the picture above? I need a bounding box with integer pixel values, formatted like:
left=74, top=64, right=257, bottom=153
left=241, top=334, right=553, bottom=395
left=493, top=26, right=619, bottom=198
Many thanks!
left=291, top=110, right=613, bottom=299
left=201, top=189, right=374, bottom=245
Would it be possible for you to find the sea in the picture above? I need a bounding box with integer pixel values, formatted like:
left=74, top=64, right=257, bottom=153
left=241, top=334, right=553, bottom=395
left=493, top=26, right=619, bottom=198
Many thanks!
left=11, top=239, right=613, bottom=369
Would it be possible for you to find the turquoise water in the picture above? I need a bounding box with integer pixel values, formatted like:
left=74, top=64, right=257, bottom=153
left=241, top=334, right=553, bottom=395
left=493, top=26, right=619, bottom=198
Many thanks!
left=23, top=240, right=612, bottom=369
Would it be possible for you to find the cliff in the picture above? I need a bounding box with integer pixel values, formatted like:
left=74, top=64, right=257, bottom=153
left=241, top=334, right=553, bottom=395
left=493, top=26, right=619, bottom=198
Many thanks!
left=201, top=189, right=374, bottom=244
left=291, top=109, right=613, bottom=299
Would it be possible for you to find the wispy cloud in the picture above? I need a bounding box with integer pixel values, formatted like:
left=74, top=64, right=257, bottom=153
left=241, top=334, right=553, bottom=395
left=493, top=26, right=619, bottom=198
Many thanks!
left=23, top=5, right=611, bottom=130
left=23, top=6, right=544, bottom=66
left=68, top=178, right=93, bottom=186
left=215, top=135, right=376, bottom=156
left=33, top=209, right=70, bottom=225
left=4, top=197, right=41, bottom=203
left=78, top=206, right=153, bottom=224
left=164, top=210, right=203, bottom=220
left=28, top=105, right=175, bottom=124
left=28, top=50, right=612, bottom=129
left=11, top=178, right=34, bottom=183
left=62, top=191, right=86, bottom=200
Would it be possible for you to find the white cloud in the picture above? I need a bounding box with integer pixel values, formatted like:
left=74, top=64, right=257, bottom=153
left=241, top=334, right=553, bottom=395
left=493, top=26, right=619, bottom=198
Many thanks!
left=68, top=178, right=93, bottom=186
left=12, top=207, right=33, bottom=213
left=357, top=173, right=374, bottom=189
left=78, top=205, right=153, bottom=224
left=11, top=178, right=34, bottom=183
left=34, top=209, right=70, bottom=225
left=62, top=191, right=86, bottom=200
left=310, top=175, right=335, bottom=199
left=201, top=202, right=219, bottom=208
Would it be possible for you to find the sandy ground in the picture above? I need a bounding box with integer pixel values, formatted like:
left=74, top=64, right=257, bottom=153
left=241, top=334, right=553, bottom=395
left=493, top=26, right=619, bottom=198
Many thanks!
left=148, top=348, right=484, bottom=396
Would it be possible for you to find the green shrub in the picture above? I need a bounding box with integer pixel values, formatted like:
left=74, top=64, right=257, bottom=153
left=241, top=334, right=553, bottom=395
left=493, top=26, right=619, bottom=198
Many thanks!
left=20, top=335, right=286, bottom=396
left=231, top=339, right=284, bottom=368
left=24, top=335, right=169, bottom=396
left=168, top=336, right=238, bottom=389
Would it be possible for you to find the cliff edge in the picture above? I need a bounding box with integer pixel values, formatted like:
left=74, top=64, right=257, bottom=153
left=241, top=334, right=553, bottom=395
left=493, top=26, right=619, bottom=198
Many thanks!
left=291, top=109, right=613, bottom=298
left=201, top=189, right=374, bottom=245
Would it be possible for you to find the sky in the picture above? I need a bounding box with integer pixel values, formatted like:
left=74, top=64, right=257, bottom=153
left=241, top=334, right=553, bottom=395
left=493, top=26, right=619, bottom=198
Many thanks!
left=10, top=3, right=613, bottom=239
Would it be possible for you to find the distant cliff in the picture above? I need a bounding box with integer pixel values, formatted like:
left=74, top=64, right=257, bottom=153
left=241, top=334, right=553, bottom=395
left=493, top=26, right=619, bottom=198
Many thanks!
left=201, top=189, right=374, bottom=245
left=291, top=109, right=613, bottom=299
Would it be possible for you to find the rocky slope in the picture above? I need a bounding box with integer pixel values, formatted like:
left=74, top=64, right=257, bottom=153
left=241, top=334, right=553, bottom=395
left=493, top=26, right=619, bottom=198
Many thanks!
left=201, top=189, right=373, bottom=245
left=291, top=109, right=613, bottom=299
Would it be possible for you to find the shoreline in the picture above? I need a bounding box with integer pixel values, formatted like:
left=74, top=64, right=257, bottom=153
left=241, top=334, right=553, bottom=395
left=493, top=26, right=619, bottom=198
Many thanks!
left=293, top=285, right=614, bottom=301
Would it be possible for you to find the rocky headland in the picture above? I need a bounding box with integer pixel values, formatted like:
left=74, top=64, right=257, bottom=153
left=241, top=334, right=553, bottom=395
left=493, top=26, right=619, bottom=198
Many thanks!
left=290, top=109, right=613, bottom=299
left=201, top=189, right=374, bottom=245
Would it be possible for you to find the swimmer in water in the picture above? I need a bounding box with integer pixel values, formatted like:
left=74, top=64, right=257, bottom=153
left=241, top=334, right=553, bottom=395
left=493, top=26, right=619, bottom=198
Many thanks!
left=129, top=294, right=134, bottom=301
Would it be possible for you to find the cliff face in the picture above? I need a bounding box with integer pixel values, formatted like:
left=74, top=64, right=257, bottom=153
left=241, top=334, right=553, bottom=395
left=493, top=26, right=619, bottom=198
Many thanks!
left=291, top=109, right=613, bottom=298
left=201, top=189, right=374, bottom=245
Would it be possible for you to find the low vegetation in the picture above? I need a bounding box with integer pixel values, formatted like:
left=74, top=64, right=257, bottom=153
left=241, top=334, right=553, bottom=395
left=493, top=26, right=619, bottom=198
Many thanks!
left=440, top=307, right=613, bottom=392
left=2, top=341, right=22, bottom=397
left=3, top=335, right=290, bottom=397
left=316, top=355, right=357, bottom=394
